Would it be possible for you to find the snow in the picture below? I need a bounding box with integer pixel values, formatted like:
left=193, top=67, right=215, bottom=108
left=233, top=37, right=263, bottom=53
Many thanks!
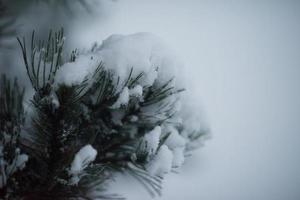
left=50, top=91, right=60, bottom=109
left=51, top=97, right=60, bottom=109
left=171, top=147, right=185, bottom=167
left=129, top=85, right=143, bottom=100
left=129, top=115, right=138, bottom=122
left=142, top=126, right=185, bottom=174
left=15, top=153, right=29, bottom=170
left=69, top=144, right=97, bottom=185
left=70, top=144, right=97, bottom=173
left=111, top=87, right=130, bottom=109
left=161, top=126, right=187, bottom=168
left=146, top=145, right=173, bottom=176
left=142, top=126, right=161, bottom=155
left=54, top=32, right=184, bottom=91
left=98, top=32, right=184, bottom=87
left=164, top=126, right=186, bottom=150
left=141, top=68, right=158, bottom=86
left=111, top=85, right=144, bottom=109
left=55, top=53, right=100, bottom=86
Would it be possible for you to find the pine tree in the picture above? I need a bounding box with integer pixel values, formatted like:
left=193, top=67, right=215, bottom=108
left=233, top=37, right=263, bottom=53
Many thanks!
left=0, top=2, right=209, bottom=200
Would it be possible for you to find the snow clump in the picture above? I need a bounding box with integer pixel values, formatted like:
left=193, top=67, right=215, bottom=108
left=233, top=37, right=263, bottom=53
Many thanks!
left=146, top=145, right=173, bottom=176
left=141, top=126, right=162, bottom=155
left=69, top=144, right=97, bottom=185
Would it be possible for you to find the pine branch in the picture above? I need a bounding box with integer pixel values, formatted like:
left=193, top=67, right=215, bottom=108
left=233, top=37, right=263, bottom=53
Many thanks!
left=0, top=74, right=26, bottom=199
left=10, top=29, right=209, bottom=199
left=14, top=29, right=100, bottom=199
left=80, top=68, right=186, bottom=197
left=17, top=29, right=65, bottom=92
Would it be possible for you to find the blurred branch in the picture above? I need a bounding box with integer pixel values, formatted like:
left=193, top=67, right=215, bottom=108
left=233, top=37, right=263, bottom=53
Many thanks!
left=0, top=0, right=106, bottom=48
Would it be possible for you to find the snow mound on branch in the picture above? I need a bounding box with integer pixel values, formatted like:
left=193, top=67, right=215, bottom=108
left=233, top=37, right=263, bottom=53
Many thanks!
left=146, top=145, right=173, bottom=176
left=129, top=85, right=143, bottom=100
left=55, top=33, right=184, bottom=88
left=142, top=126, right=162, bottom=155
left=70, top=144, right=97, bottom=173
left=55, top=53, right=101, bottom=86
left=164, top=126, right=186, bottom=150
left=172, top=147, right=185, bottom=167
left=69, top=144, right=97, bottom=185
left=111, top=87, right=130, bottom=109
left=98, top=33, right=182, bottom=85
left=15, top=153, right=29, bottom=170
left=159, top=126, right=187, bottom=168
left=179, top=97, right=210, bottom=150
left=111, top=85, right=144, bottom=109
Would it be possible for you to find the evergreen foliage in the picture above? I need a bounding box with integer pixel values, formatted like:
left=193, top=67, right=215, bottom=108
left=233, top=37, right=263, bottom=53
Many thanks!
left=0, top=74, right=26, bottom=198
left=0, top=29, right=208, bottom=199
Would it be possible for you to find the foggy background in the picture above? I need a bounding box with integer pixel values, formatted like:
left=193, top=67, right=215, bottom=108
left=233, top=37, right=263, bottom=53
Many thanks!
left=72, top=1, right=300, bottom=199
left=2, top=0, right=300, bottom=199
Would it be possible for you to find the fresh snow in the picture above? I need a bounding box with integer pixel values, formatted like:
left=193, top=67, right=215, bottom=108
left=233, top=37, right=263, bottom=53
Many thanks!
left=111, top=87, right=130, bottom=109
left=171, top=147, right=185, bottom=167
left=146, top=145, right=173, bottom=176
left=111, top=85, right=145, bottom=109
left=142, top=126, right=162, bottom=155
left=141, top=68, right=158, bottom=86
left=164, top=126, right=186, bottom=150
left=15, top=153, right=29, bottom=170
left=129, top=85, right=143, bottom=100
left=161, top=126, right=187, bottom=168
left=50, top=91, right=60, bottom=109
left=55, top=32, right=184, bottom=90
left=69, top=144, right=97, bottom=185
left=97, top=33, right=180, bottom=86
left=70, top=144, right=97, bottom=173
left=55, top=53, right=101, bottom=86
